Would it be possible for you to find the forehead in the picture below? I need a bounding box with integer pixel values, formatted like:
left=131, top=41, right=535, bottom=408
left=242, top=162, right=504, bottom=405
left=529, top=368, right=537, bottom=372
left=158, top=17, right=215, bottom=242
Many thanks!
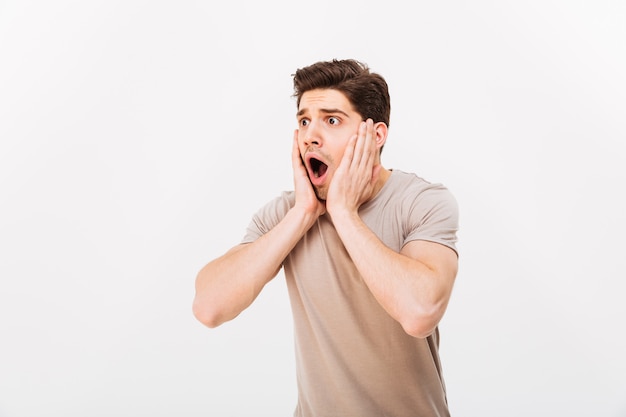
left=298, top=88, right=354, bottom=114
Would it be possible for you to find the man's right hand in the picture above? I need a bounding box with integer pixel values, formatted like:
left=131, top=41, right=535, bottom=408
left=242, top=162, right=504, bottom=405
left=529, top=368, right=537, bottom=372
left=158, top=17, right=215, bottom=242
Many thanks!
left=292, top=130, right=326, bottom=220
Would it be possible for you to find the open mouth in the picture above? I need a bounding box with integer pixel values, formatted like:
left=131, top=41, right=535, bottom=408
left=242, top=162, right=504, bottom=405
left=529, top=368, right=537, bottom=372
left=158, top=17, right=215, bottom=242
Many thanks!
left=309, top=158, right=328, bottom=178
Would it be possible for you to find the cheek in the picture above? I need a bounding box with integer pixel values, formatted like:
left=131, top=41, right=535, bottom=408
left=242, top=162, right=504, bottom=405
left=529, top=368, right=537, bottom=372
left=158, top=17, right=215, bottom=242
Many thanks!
left=326, top=148, right=343, bottom=168
left=333, top=139, right=352, bottom=164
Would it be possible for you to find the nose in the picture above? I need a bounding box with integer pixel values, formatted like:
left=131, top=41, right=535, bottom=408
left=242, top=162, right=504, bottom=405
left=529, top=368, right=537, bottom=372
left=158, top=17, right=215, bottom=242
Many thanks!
left=304, top=137, right=320, bottom=147
left=303, top=121, right=322, bottom=147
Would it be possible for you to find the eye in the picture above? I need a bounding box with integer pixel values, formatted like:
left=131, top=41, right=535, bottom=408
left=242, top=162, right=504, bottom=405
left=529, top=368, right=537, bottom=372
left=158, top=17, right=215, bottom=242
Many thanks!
left=328, top=117, right=339, bottom=125
left=299, top=118, right=309, bottom=127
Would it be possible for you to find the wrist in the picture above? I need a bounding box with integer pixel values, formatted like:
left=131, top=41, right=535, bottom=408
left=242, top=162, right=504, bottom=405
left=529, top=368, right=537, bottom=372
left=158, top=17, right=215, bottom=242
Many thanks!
left=290, top=204, right=323, bottom=229
left=327, top=205, right=359, bottom=226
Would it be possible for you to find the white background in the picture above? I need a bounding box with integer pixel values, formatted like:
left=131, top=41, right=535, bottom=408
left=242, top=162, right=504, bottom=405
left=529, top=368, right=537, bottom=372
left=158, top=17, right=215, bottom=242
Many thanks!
left=1, top=1, right=625, bottom=416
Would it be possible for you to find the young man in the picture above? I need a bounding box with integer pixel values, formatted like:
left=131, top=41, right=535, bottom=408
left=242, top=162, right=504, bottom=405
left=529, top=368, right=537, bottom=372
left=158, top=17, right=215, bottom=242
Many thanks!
left=193, top=59, right=459, bottom=417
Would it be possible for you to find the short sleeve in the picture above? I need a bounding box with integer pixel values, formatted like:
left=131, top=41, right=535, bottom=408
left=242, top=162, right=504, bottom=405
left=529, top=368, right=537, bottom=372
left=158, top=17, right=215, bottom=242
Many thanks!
left=241, top=191, right=295, bottom=244
left=404, top=185, right=459, bottom=255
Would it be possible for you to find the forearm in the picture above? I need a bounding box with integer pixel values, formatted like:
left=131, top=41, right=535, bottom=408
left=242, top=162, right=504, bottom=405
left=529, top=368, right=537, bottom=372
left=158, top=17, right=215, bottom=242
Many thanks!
left=193, top=206, right=318, bottom=328
left=331, top=210, right=452, bottom=337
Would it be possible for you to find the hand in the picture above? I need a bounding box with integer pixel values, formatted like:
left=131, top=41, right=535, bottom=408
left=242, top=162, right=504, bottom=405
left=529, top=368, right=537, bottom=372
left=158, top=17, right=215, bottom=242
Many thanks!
left=326, top=119, right=381, bottom=216
left=291, top=130, right=326, bottom=218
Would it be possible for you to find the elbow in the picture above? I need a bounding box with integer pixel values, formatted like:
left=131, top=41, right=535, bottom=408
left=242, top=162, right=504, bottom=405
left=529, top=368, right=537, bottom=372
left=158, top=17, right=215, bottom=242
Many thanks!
left=399, top=305, right=445, bottom=339
left=401, top=319, right=437, bottom=339
left=192, top=297, right=226, bottom=329
left=193, top=267, right=233, bottom=329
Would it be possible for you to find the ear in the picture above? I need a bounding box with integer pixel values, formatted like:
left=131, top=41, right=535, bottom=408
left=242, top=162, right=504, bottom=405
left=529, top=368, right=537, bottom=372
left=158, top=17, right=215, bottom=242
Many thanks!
left=374, top=122, right=388, bottom=150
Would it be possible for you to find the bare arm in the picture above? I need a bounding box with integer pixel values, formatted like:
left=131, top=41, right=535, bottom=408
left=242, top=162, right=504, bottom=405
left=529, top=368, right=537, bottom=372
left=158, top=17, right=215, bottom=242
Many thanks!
left=192, top=206, right=319, bottom=328
left=193, top=133, right=324, bottom=328
left=327, top=119, right=458, bottom=338
left=331, top=209, right=458, bottom=338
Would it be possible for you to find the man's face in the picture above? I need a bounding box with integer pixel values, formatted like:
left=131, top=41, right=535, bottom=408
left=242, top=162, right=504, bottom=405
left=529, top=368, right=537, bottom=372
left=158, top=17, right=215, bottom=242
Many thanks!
left=296, top=88, right=363, bottom=200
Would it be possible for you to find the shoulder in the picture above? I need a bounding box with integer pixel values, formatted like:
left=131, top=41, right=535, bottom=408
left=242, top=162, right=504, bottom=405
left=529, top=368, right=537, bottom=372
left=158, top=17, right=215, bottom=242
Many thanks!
left=243, top=191, right=295, bottom=240
left=253, top=191, right=295, bottom=222
left=386, top=170, right=459, bottom=247
left=385, top=170, right=457, bottom=209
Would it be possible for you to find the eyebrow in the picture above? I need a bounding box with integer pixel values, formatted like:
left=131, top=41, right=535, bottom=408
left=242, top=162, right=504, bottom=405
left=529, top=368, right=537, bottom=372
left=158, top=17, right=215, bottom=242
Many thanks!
left=297, top=108, right=351, bottom=118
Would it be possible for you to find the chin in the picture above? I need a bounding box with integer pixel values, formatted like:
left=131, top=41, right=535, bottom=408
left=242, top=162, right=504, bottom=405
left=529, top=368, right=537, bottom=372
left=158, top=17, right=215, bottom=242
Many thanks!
left=314, top=187, right=328, bottom=201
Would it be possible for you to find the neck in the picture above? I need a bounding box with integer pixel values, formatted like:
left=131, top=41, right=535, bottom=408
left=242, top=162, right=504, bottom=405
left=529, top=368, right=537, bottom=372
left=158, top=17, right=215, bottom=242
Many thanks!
left=371, top=166, right=392, bottom=197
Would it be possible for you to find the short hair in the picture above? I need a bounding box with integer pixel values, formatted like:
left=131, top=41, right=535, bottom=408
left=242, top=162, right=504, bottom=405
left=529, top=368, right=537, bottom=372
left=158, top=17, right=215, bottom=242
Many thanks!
left=292, top=59, right=391, bottom=127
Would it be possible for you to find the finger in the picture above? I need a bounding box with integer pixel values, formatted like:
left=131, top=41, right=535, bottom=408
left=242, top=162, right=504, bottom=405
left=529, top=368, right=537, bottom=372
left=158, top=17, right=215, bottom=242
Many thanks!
left=291, top=131, right=298, bottom=166
left=292, top=130, right=300, bottom=165
left=363, top=119, right=376, bottom=173
left=367, top=119, right=377, bottom=154
left=292, top=130, right=307, bottom=175
left=351, top=121, right=367, bottom=169
left=354, top=119, right=376, bottom=174
left=339, top=133, right=358, bottom=172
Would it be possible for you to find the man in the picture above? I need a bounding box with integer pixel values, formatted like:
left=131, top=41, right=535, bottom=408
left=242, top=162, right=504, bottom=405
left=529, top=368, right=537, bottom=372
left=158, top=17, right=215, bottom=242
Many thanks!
left=193, top=59, right=459, bottom=417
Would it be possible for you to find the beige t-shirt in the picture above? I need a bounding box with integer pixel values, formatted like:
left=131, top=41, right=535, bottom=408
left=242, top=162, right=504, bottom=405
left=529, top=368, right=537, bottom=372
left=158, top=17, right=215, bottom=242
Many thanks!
left=243, top=169, right=459, bottom=417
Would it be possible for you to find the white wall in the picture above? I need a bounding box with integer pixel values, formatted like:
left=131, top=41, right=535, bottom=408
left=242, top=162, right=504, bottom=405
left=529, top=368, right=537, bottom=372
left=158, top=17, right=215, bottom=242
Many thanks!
left=1, top=1, right=625, bottom=416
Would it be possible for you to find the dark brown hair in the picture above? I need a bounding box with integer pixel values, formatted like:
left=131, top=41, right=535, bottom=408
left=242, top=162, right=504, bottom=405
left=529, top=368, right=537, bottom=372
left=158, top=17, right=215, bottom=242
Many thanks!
left=292, top=59, right=391, bottom=127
